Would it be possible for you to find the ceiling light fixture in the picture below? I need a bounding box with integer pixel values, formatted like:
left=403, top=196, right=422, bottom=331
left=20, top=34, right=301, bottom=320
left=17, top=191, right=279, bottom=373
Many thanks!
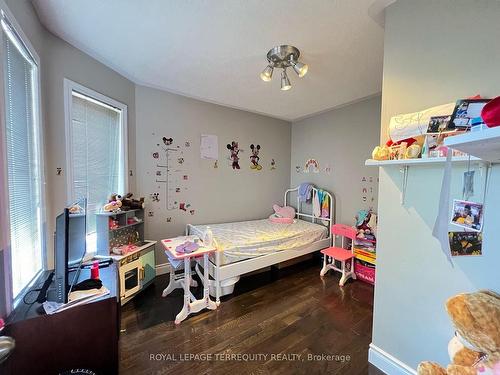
left=260, top=45, right=308, bottom=90
left=260, top=65, right=273, bottom=82
left=280, top=69, right=291, bottom=91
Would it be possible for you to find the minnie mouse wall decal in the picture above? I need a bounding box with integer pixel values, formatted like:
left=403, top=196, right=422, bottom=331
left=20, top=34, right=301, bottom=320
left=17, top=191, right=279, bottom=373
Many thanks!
left=226, top=141, right=240, bottom=169
left=250, top=144, right=262, bottom=170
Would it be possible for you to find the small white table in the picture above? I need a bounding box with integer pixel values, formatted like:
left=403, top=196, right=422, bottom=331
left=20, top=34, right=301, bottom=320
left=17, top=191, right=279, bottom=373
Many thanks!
left=161, top=236, right=217, bottom=324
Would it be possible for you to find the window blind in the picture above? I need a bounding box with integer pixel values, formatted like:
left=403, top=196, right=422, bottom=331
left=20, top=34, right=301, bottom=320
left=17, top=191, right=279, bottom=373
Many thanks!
left=70, top=93, right=123, bottom=239
left=2, top=18, right=43, bottom=298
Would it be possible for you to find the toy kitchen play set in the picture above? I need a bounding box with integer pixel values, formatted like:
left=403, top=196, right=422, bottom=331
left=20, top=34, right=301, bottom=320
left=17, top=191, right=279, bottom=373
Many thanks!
left=95, top=195, right=156, bottom=305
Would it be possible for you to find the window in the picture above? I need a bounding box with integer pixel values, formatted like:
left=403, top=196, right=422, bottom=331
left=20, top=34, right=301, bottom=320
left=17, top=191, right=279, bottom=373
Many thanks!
left=0, top=8, right=44, bottom=300
left=64, top=80, right=127, bottom=253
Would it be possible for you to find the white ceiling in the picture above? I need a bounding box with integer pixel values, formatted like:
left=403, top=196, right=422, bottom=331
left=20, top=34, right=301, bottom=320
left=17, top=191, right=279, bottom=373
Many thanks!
left=33, top=0, right=387, bottom=121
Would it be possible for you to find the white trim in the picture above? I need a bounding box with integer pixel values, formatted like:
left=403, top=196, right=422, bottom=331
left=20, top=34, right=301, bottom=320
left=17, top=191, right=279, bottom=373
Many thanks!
left=63, top=78, right=129, bottom=203
left=0, top=0, right=45, bottom=315
left=368, top=343, right=417, bottom=375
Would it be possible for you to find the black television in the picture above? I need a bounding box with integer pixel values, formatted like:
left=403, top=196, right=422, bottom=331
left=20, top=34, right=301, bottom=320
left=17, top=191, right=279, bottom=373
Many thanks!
left=50, top=201, right=88, bottom=303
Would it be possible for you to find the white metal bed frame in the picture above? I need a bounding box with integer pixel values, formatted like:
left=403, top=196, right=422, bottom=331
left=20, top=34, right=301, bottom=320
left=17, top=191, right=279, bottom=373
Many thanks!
left=187, top=186, right=335, bottom=305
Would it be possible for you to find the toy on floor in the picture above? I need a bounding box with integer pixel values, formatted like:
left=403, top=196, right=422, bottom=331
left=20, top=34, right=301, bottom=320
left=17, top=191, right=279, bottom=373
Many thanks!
left=417, top=290, right=500, bottom=375
left=320, top=224, right=357, bottom=286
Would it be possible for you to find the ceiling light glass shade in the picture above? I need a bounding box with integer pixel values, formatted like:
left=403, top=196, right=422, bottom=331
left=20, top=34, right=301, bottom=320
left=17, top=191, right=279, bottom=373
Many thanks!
left=280, top=69, right=291, bottom=91
left=260, top=65, right=273, bottom=82
left=292, top=61, right=308, bottom=77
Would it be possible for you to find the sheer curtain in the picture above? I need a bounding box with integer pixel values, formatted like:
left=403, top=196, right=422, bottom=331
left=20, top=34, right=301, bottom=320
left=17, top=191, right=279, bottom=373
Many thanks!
left=69, top=92, right=124, bottom=250
left=1, top=14, right=43, bottom=299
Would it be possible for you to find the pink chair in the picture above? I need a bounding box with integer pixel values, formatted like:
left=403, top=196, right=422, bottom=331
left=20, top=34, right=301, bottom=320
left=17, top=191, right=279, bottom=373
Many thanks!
left=320, top=224, right=357, bottom=286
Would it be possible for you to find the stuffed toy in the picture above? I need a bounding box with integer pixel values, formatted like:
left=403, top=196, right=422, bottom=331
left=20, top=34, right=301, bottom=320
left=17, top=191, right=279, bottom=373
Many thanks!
left=226, top=141, right=240, bottom=169
left=269, top=204, right=295, bottom=223
left=250, top=144, right=262, bottom=170
left=103, top=194, right=122, bottom=212
left=120, top=193, right=145, bottom=211
left=417, top=290, right=500, bottom=375
left=372, top=145, right=390, bottom=161
left=355, top=209, right=376, bottom=239
left=372, top=137, right=421, bottom=161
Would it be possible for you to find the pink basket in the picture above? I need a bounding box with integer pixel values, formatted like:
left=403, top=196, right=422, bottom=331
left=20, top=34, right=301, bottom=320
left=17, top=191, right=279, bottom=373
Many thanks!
left=354, top=260, right=375, bottom=285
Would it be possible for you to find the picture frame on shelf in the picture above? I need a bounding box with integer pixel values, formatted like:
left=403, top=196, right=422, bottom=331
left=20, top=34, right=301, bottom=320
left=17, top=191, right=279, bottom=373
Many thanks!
left=427, top=115, right=452, bottom=133
left=449, top=99, right=490, bottom=130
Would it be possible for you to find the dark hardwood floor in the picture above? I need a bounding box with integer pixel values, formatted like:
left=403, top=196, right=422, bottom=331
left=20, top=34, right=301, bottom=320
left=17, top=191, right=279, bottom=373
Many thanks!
left=119, top=259, right=384, bottom=375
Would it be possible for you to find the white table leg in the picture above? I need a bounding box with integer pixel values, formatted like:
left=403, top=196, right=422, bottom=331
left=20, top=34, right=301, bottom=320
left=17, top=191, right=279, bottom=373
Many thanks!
left=162, top=264, right=181, bottom=297
left=215, top=251, right=221, bottom=306
left=204, top=254, right=217, bottom=310
left=175, top=257, right=191, bottom=324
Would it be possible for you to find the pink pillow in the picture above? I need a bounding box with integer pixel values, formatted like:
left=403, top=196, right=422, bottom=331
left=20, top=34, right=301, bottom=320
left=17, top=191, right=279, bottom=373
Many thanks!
left=273, top=204, right=295, bottom=219
left=269, top=214, right=294, bottom=224
left=273, top=204, right=296, bottom=219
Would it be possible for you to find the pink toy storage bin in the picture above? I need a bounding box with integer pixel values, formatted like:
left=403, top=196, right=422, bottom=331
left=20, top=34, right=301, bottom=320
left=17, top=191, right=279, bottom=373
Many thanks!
left=354, top=260, right=375, bottom=285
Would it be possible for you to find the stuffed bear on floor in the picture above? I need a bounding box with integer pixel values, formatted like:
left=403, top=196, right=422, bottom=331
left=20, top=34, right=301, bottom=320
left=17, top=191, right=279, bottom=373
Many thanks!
left=417, top=290, right=500, bottom=375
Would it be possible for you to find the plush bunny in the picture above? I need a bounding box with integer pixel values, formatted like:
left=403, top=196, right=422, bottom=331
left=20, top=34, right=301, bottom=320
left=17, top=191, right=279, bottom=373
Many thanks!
left=269, top=204, right=296, bottom=223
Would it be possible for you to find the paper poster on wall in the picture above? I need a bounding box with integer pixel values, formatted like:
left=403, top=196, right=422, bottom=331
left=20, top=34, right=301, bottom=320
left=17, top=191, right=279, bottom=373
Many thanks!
left=448, top=231, right=482, bottom=256
left=153, top=136, right=193, bottom=211
left=200, top=134, right=218, bottom=160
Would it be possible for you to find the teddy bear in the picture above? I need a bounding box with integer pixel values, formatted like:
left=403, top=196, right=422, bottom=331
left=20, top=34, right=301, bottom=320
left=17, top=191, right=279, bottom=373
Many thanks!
left=250, top=144, right=262, bottom=170
left=103, top=193, right=122, bottom=212
left=417, top=290, right=500, bottom=375
left=120, top=193, right=145, bottom=211
left=226, top=141, right=240, bottom=169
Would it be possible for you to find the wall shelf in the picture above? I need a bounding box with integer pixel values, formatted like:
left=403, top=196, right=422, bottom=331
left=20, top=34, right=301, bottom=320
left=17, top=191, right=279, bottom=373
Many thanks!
left=444, top=127, right=500, bottom=162
left=365, top=156, right=481, bottom=167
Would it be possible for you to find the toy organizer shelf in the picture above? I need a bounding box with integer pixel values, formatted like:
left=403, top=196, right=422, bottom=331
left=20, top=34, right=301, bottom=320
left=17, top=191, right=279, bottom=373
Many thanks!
left=95, top=209, right=145, bottom=256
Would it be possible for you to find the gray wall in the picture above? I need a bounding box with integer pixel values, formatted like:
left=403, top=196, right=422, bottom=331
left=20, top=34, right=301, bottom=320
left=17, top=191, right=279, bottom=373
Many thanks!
left=135, top=85, right=291, bottom=266
left=5, top=0, right=136, bottom=268
left=372, top=0, right=500, bottom=370
left=291, top=96, right=381, bottom=225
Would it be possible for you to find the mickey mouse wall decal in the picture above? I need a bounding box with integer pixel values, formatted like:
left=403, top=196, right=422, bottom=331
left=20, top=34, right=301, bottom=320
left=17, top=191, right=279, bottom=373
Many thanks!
left=250, top=144, right=262, bottom=170
left=226, top=141, right=240, bottom=170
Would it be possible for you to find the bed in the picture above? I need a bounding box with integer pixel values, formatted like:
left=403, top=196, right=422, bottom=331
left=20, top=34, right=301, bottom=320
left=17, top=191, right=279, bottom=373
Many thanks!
left=187, top=186, right=335, bottom=305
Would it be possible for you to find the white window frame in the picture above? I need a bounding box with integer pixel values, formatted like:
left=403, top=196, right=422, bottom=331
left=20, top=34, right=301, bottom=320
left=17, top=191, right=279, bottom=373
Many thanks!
left=0, top=0, right=46, bottom=315
left=63, top=78, right=128, bottom=209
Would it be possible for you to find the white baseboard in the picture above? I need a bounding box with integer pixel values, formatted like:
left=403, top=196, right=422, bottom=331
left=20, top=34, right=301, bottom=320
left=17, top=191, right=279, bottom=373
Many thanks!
left=368, top=343, right=417, bottom=375
left=155, top=263, right=171, bottom=276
